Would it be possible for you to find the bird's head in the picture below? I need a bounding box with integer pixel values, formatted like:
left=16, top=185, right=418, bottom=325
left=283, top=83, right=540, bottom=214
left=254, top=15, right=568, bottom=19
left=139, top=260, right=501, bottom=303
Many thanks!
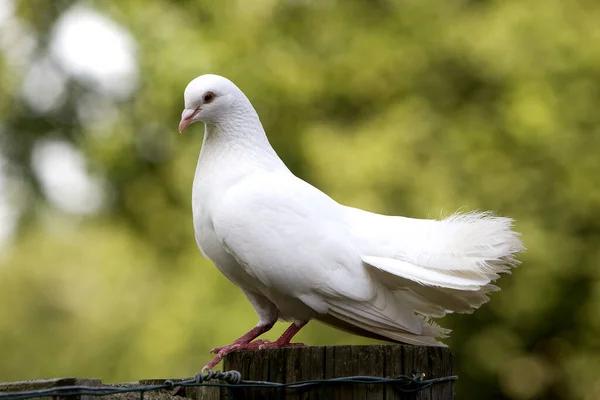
left=178, top=74, right=246, bottom=133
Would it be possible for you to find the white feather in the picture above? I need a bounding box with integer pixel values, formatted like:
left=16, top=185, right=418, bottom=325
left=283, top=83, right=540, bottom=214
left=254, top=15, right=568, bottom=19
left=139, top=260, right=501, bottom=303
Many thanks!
left=362, top=255, right=490, bottom=290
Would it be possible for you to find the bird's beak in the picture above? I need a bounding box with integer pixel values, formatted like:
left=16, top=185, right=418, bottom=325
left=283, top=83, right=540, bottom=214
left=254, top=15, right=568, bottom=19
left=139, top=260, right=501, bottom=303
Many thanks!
left=179, top=108, right=200, bottom=133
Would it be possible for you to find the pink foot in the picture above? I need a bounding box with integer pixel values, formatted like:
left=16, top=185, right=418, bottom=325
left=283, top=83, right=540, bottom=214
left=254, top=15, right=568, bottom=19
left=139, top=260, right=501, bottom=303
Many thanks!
left=202, top=340, right=306, bottom=371
left=202, top=322, right=308, bottom=372
left=202, top=340, right=272, bottom=371
left=210, top=339, right=270, bottom=354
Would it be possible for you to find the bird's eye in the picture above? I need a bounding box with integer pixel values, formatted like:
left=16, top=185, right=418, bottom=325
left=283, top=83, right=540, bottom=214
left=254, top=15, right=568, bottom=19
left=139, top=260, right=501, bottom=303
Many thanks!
left=203, top=92, right=215, bottom=104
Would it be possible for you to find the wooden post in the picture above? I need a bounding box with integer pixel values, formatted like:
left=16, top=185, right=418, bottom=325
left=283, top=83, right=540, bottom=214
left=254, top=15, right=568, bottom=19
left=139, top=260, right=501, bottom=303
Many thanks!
left=0, top=345, right=454, bottom=400
left=223, top=344, right=454, bottom=400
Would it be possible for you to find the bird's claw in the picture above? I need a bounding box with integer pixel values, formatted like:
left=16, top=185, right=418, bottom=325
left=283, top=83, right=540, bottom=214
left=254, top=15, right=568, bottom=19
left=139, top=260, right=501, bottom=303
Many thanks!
left=204, top=339, right=305, bottom=370
left=202, top=347, right=233, bottom=371
left=210, top=343, right=240, bottom=354
left=204, top=341, right=263, bottom=370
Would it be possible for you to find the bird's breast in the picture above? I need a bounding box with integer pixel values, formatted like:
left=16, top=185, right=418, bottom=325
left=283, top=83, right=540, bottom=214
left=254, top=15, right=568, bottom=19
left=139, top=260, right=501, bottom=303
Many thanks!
left=191, top=172, right=258, bottom=289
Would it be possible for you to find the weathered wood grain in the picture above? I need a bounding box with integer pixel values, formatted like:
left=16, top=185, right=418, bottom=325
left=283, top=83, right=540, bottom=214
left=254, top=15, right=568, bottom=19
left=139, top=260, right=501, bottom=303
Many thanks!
left=224, top=344, right=454, bottom=400
left=0, top=345, right=453, bottom=400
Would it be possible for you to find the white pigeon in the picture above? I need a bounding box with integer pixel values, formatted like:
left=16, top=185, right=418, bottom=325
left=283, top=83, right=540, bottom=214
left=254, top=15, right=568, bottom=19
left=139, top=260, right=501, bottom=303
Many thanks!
left=178, top=74, right=525, bottom=371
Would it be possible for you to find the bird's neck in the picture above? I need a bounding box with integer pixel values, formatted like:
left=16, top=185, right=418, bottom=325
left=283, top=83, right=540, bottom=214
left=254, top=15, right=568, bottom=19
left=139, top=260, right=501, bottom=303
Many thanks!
left=196, top=112, right=288, bottom=182
left=204, top=109, right=269, bottom=149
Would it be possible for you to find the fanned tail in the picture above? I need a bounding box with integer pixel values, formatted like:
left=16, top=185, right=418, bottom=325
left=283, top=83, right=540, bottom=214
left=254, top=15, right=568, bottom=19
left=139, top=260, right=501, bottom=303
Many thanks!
left=336, top=208, right=524, bottom=343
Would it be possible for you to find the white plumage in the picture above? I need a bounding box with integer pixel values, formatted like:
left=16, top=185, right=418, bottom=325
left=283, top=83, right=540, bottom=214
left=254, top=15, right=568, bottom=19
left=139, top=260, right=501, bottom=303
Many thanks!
left=178, top=74, right=525, bottom=369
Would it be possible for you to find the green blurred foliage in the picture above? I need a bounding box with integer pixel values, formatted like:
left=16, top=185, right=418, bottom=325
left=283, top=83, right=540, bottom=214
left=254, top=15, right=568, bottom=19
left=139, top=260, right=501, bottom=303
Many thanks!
left=0, top=0, right=599, bottom=399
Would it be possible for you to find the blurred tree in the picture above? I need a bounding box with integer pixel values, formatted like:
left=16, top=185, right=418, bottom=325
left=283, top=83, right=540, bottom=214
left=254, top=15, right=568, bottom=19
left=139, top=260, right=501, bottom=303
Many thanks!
left=0, top=0, right=599, bottom=399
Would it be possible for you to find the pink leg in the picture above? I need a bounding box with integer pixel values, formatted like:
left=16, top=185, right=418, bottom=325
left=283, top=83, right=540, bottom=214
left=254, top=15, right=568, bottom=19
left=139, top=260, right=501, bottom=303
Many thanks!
left=202, top=322, right=275, bottom=371
left=257, top=320, right=308, bottom=349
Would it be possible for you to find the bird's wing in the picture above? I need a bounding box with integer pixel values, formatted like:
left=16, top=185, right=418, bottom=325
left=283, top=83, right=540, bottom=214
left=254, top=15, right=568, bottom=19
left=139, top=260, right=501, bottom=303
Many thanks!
left=211, top=172, right=373, bottom=302
left=210, top=172, right=422, bottom=334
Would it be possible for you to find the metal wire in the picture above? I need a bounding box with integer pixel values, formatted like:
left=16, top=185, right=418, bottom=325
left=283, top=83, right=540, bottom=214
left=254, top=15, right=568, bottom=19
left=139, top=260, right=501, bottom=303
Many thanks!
left=0, top=370, right=457, bottom=399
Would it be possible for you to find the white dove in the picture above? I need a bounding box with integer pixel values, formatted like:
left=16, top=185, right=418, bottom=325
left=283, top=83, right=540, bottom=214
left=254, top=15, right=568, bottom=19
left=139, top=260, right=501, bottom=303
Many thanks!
left=178, top=74, right=524, bottom=371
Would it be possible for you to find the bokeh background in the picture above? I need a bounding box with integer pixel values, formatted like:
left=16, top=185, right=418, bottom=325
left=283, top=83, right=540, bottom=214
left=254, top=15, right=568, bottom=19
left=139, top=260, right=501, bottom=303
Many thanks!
left=1, top=0, right=599, bottom=399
